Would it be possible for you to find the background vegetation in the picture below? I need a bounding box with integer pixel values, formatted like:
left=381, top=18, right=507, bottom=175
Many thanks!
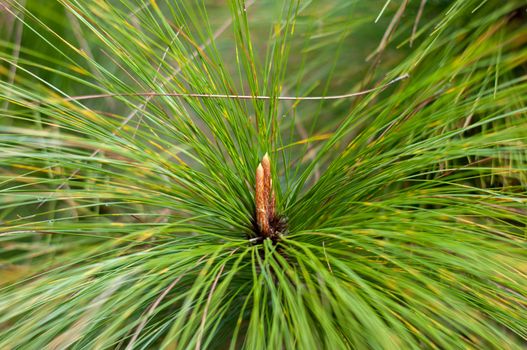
left=1, top=0, right=526, bottom=348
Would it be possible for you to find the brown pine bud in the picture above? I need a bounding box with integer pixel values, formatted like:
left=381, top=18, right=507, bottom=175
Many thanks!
left=261, top=153, right=271, bottom=213
left=255, top=163, right=269, bottom=236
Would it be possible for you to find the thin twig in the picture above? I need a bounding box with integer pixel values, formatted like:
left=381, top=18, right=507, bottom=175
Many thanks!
left=195, top=249, right=237, bottom=350
left=2, top=0, right=25, bottom=110
left=438, top=157, right=493, bottom=178
left=367, top=0, right=409, bottom=61
left=410, top=0, right=427, bottom=47
left=132, top=34, right=180, bottom=138
left=125, top=281, right=178, bottom=349
left=66, top=11, right=108, bottom=90
left=65, top=74, right=409, bottom=102
left=126, top=255, right=208, bottom=350
left=322, top=241, right=333, bottom=274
